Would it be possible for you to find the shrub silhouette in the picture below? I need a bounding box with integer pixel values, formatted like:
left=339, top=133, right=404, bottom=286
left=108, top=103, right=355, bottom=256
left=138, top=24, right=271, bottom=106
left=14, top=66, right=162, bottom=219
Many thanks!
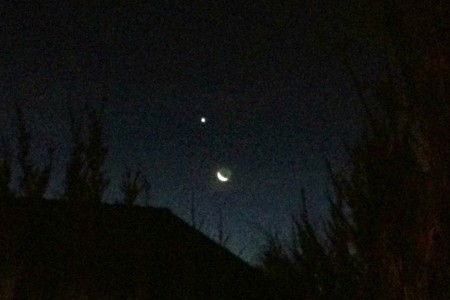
left=120, top=168, right=147, bottom=207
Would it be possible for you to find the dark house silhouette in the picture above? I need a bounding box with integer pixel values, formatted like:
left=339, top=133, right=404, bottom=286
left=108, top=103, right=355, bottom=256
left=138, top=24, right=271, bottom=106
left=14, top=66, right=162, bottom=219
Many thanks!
left=0, top=197, right=284, bottom=299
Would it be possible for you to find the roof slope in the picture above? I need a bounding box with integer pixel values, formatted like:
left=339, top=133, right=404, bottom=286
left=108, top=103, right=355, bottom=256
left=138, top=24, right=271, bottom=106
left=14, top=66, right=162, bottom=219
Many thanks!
left=0, top=197, right=281, bottom=299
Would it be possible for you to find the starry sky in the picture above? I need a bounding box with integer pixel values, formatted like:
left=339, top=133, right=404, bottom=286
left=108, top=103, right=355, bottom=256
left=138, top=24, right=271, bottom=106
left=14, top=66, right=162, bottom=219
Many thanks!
left=0, top=1, right=383, bottom=264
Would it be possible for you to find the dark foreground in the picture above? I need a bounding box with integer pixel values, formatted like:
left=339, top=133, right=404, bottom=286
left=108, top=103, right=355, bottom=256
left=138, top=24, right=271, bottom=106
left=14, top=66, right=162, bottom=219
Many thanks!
left=0, top=197, right=293, bottom=300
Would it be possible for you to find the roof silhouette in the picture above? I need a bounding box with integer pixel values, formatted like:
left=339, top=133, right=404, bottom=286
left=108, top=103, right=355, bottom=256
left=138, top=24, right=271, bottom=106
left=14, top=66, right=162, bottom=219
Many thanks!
left=0, top=197, right=284, bottom=299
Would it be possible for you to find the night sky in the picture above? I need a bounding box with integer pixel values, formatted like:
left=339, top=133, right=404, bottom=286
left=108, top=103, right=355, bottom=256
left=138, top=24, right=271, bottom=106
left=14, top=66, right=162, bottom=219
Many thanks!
left=1, top=2, right=383, bottom=264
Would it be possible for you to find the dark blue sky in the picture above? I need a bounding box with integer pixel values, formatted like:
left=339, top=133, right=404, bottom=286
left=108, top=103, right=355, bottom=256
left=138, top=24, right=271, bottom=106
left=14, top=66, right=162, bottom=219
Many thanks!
left=0, top=1, right=382, bottom=264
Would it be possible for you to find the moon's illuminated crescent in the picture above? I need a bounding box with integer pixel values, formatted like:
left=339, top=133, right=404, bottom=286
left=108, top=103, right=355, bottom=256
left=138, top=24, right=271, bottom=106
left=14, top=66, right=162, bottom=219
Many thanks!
left=217, top=171, right=229, bottom=182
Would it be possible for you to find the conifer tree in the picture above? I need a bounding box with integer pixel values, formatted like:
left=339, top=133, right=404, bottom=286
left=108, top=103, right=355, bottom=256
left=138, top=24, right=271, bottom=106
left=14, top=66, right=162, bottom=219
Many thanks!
left=333, top=2, right=449, bottom=298
left=262, top=2, right=448, bottom=299
left=64, top=109, right=86, bottom=202
left=15, top=105, right=53, bottom=199
left=64, top=102, right=109, bottom=203
left=83, top=104, right=109, bottom=203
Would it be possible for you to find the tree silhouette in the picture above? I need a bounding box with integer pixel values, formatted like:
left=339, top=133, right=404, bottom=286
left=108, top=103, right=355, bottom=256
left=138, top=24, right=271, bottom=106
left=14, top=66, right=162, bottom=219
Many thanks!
left=335, top=2, right=449, bottom=298
left=262, top=1, right=449, bottom=299
left=64, top=108, right=86, bottom=202
left=120, top=168, right=147, bottom=207
left=64, top=102, right=109, bottom=203
left=14, top=105, right=54, bottom=199
left=83, top=104, right=109, bottom=203
left=263, top=69, right=448, bottom=300
left=0, top=138, right=12, bottom=198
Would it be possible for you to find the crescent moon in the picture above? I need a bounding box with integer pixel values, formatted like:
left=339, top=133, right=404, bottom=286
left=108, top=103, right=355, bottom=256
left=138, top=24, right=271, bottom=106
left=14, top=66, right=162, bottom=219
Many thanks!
left=217, top=171, right=229, bottom=182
